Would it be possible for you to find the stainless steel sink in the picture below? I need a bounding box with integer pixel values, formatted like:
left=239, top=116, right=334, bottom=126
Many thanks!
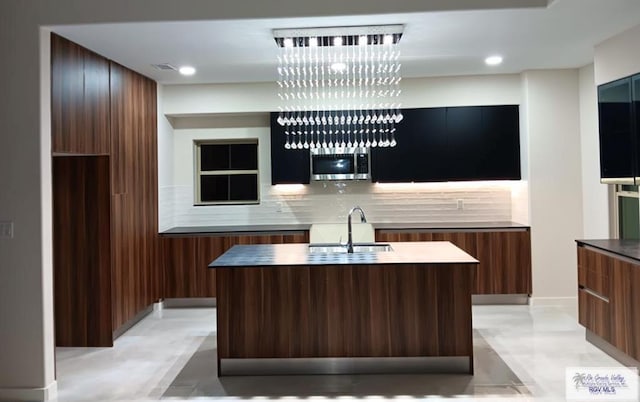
left=308, top=243, right=393, bottom=254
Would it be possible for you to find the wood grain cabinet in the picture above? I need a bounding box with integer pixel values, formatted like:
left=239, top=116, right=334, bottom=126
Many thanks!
left=162, top=232, right=309, bottom=298
left=577, top=246, right=611, bottom=342
left=375, top=228, right=531, bottom=295
left=52, top=33, right=159, bottom=346
left=51, top=34, right=110, bottom=155
left=609, top=259, right=640, bottom=360
left=577, top=243, right=640, bottom=362
left=53, top=156, right=112, bottom=347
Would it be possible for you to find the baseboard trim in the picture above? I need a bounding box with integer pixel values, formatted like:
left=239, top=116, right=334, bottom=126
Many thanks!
left=0, top=380, right=57, bottom=401
left=112, top=303, right=154, bottom=340
left=472, top=294, right=529, bottom=305
left=586, top=330, right=640, bottom=369
left=163, top=298, right=216, bottom=308
left=528, top=296, right=577, bottom=308
left=220, top=356, right=471, bottom=376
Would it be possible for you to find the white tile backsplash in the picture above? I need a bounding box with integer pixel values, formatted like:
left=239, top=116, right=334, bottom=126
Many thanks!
left=158, top=186, right=175, bottom=231
left=162, top=180, right=518, bottom=228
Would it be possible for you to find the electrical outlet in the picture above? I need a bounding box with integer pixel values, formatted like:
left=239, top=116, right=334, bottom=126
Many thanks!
left=0, top=221, right=14, bottom=239
left=456, top=199, right=464, bottom=210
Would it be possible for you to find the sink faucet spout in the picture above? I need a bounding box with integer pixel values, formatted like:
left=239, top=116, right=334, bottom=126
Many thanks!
left=347, top=206, right=367, bottom=253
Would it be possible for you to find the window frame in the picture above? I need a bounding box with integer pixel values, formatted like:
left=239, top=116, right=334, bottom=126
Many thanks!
left=194, top=139, right=260, bottom=206
left=612, top=184, right=639, bottom=239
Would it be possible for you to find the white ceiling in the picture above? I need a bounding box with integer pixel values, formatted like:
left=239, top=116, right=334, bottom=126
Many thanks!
left=52, top=0, right=640, bottom=85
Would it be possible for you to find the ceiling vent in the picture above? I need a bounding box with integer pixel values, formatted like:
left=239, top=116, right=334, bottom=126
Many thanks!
left=151, top=63, right=177, bottom=71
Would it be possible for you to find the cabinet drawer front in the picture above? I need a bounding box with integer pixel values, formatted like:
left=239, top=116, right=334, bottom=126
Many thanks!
left=578, top=287, right=610, bottom=341
left=577, top=247, right=610, bottom=297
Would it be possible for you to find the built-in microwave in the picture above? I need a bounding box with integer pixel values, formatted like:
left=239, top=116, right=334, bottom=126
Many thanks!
left=310, top=148, right=370, bottom=181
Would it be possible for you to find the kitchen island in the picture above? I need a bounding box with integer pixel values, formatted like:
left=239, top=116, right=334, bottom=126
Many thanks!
left=209, top=241, right=478, bottom=376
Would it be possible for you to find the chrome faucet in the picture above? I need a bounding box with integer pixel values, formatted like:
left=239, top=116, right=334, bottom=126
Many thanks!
left=347, top=206, right=367, bottom=253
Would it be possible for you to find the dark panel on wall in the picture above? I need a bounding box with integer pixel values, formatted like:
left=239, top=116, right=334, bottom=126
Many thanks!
left=53, top=156, right=112, bottom=347
left=51, top=33, right=110, bottom=155
left=110, top=61, right=159, bottom=333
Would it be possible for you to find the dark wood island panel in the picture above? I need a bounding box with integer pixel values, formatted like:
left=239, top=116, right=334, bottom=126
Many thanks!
left=217, top=263, right=474, bottom=361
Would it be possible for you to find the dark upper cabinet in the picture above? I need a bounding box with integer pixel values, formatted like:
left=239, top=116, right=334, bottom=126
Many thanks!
left=371, top=107, right=447, bottom=182
left=598, top=77, right=634, bottom=182
left=446, top=106, right=483, bottom=180
left=447, top=105, right=521, bottom=181
left=270, top=113, right=310, bottom=184
left=371, top=105, right=520, bottom=182
left=270, top=106, right=520, bottom=184
left=480, top=105, right=521, bottom=180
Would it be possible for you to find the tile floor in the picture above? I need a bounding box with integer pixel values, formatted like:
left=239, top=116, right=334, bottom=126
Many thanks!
left=55, top=304, right=626, bottom=402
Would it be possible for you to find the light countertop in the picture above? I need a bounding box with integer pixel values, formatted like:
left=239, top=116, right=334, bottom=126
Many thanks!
left=208, top=241, right=479, bottom=268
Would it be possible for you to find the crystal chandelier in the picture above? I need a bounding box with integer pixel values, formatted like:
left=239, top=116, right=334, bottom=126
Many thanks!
left=273, top=25, right=404, bottom=149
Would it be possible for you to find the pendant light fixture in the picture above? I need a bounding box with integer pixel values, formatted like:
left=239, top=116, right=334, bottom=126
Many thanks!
left=273, top=25, right=404, bottom=150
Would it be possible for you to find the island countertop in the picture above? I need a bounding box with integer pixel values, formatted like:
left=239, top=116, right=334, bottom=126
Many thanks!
left=208, top=241, right=479, bottom=268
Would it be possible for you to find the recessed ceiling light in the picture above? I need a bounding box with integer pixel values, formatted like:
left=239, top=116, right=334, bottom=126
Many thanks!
left=178, top=66, right=196, bottom=76
left=485, top=55, right=503, bottom=66
left=330, top=62, right=347, bottom=72
left=333, top=36, right=343, bottom=47
left=283, top=38, right=294, bottom=48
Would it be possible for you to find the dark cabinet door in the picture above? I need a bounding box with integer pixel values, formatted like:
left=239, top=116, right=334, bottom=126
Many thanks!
left=446, top=106, right=520, bottom=181
left=270, top=113, right=310, bottom=184
left=371, top=107, right=447, bottom=182
left=598, top=77, right=634, bottom=182
left=446, top=106, right=483, bottom=181
left=409, top=107, right=448, bottom=181
left=479, top=105, right=521, bottom=180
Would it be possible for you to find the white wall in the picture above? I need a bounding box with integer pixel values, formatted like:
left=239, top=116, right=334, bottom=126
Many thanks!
left=521, top=69, right=583, bottom=303
left=579, top=64, right=610, bottom=238
left=170, top=122, right=515, bottom=225
left=594, top=23, right=640, bottom=85
left=161, top=74, right=525, bottom=227
left=163, top=74, right=522, bottom=115
left=157, top=86, right=176, bottom=231
left=0, top=22, right=58, bottom=400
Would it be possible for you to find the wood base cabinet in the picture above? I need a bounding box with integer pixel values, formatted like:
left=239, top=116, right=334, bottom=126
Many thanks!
left=162, top=232, right=309, bottom=298
left=375, top=228, right=531, bottom=295
left=577, top=243, right=640, bottom=362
